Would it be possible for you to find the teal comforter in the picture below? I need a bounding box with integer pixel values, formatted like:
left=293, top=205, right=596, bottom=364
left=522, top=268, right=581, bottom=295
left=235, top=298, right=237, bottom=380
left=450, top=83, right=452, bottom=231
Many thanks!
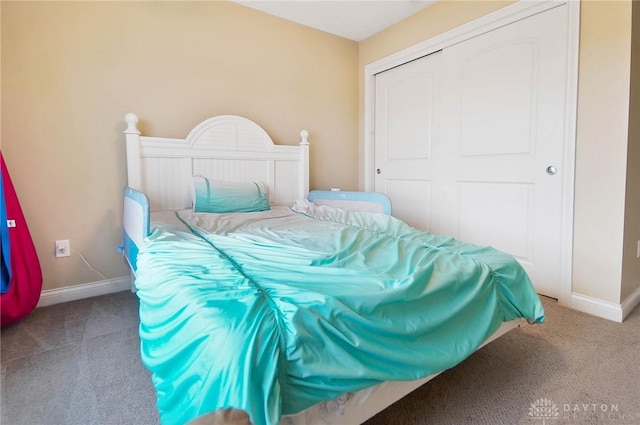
left=135, top=202, right=544, bottom=425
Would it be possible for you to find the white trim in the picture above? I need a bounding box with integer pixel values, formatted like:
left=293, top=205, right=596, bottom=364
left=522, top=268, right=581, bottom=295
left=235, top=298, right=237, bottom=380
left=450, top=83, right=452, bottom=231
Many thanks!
left=36, top=276, right=132, bottom=308
left=558, top=0, right=580, bottom=308
left=363, top=0, right=579, bottom=308
left=569, top=292, right=624, bottom=323
left=621, top=285, right=640, bottom=321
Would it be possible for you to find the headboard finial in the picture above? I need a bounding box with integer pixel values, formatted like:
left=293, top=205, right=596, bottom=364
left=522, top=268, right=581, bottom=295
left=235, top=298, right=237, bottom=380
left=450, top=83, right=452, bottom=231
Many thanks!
left=299, top=130, right=309, bottom=145
left=124, top=113, right=141, bottom=135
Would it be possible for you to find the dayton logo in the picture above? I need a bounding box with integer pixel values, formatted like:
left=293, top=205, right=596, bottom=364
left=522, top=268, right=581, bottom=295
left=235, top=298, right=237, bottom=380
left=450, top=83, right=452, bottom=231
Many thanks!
left=529, top=398, right=560, bottom=424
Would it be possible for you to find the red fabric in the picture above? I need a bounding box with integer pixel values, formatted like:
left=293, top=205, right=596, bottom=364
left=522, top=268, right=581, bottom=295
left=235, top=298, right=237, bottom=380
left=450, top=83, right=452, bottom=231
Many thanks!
left=1, top=153, right=42, bottom=327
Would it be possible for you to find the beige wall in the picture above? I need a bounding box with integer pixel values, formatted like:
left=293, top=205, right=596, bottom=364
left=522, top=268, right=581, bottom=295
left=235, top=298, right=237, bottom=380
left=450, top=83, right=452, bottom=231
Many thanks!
left=359, top=1, right=639, bottom=306
left=1, top=1, right=358, bottom=290
left=622, top=0, right=640, bottom=301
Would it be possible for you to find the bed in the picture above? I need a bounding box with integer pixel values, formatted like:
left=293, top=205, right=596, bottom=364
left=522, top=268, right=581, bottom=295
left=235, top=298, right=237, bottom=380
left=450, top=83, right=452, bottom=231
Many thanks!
left=121, top=113, right=544, bottom=425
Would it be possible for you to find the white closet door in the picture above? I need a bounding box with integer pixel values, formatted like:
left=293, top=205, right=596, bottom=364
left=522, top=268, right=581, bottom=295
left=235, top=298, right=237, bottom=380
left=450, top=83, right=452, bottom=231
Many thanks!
left=374, top=51, right=442, bottom=231
left=374, top=4, right=569, bottom=298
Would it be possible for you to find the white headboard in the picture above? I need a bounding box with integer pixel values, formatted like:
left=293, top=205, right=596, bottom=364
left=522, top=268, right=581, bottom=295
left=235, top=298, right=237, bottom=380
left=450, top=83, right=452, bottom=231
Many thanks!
left=123, top=113, right=310, bottom=212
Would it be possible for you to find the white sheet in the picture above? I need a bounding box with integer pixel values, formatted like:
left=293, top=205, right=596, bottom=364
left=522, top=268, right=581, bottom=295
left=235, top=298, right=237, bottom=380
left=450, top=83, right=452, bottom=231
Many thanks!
left=150, top=206, right=294, bottom=233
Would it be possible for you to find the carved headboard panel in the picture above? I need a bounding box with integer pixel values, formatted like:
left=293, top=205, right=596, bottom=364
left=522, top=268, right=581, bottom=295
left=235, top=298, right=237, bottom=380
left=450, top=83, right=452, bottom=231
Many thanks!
left=123, top=113, right=309, bottom=211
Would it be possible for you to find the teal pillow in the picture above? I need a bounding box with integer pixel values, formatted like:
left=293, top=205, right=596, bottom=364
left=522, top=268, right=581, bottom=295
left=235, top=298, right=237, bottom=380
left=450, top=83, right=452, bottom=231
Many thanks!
left=192, top=177, right=271, bottom=213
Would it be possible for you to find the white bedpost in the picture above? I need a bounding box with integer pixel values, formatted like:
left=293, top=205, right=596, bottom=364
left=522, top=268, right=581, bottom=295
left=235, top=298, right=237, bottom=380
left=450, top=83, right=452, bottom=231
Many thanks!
left=124, top=113, right=142, bottom=191
left=299, top=130, right=310, bottom=199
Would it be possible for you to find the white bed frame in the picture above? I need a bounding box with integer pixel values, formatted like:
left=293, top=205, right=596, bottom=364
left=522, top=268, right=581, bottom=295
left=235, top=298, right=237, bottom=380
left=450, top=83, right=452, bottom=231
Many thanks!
left=123, top=112, right=309, bottom=211
left=122, top=113, right=520, bottom=425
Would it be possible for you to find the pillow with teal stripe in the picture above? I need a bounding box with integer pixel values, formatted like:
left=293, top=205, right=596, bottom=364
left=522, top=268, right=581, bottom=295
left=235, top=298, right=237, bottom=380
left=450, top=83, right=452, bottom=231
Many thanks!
left=192, top=177, right=270, bottom=213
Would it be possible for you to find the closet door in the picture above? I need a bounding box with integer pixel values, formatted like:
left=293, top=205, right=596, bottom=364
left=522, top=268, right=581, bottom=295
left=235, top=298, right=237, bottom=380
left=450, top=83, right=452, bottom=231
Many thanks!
left=374, top=51, right=442, bottom=231
left=374, top=4, right=569, bottom=298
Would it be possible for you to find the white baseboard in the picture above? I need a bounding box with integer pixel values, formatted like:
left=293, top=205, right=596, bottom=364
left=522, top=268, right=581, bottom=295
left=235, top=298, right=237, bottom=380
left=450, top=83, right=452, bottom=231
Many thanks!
left=569, top=292, right=623, bottom=322
left=621, top=285, right=640, bottom=320
left=37, top=276, right=133, bottom=308
left=569, top=286, right=640, bottom=323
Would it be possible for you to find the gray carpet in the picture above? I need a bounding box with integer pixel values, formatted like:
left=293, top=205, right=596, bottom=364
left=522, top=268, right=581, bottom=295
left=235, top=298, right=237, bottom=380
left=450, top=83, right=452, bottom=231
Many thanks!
left=1, top=291, right=638, bottom=425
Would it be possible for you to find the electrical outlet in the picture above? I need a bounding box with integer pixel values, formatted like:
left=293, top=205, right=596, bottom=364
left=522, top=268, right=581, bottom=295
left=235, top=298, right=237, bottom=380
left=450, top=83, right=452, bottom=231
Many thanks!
left=55, top=240, right=70, bottom=258
left=7, top=220, right=16, bottom=228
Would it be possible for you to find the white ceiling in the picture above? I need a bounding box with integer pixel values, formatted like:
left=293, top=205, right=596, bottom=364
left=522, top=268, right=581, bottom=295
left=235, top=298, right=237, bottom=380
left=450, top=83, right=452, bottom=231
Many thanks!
left=232, top=0, right=436, bottom=42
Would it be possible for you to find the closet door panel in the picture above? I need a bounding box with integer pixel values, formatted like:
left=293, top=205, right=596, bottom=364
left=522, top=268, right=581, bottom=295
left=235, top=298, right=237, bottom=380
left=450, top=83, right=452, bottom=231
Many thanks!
left=374, top=52, right=442, bottom=231
left=438, top=4, right=568, bottom=298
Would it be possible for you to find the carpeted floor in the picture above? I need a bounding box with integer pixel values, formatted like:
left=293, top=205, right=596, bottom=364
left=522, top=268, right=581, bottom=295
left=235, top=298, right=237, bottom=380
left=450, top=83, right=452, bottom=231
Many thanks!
left=1, top=291, right=639, bottom=425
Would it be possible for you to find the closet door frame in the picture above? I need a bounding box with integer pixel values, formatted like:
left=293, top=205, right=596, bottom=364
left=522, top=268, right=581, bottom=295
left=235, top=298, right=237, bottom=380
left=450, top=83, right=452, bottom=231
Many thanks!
left=363, top=0, right=580, bottom=307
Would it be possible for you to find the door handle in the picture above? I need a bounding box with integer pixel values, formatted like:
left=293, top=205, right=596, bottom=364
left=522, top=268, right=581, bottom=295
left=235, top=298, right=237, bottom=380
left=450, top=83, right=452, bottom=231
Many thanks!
left=546, top=165, right=557, bottom=175
left=376, top=168, right=382, bottom=175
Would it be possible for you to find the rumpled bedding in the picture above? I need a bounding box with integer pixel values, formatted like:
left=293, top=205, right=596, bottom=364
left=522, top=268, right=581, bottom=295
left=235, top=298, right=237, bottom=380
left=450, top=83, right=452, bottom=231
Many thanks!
left=135, top=201, right=544, bottom=425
